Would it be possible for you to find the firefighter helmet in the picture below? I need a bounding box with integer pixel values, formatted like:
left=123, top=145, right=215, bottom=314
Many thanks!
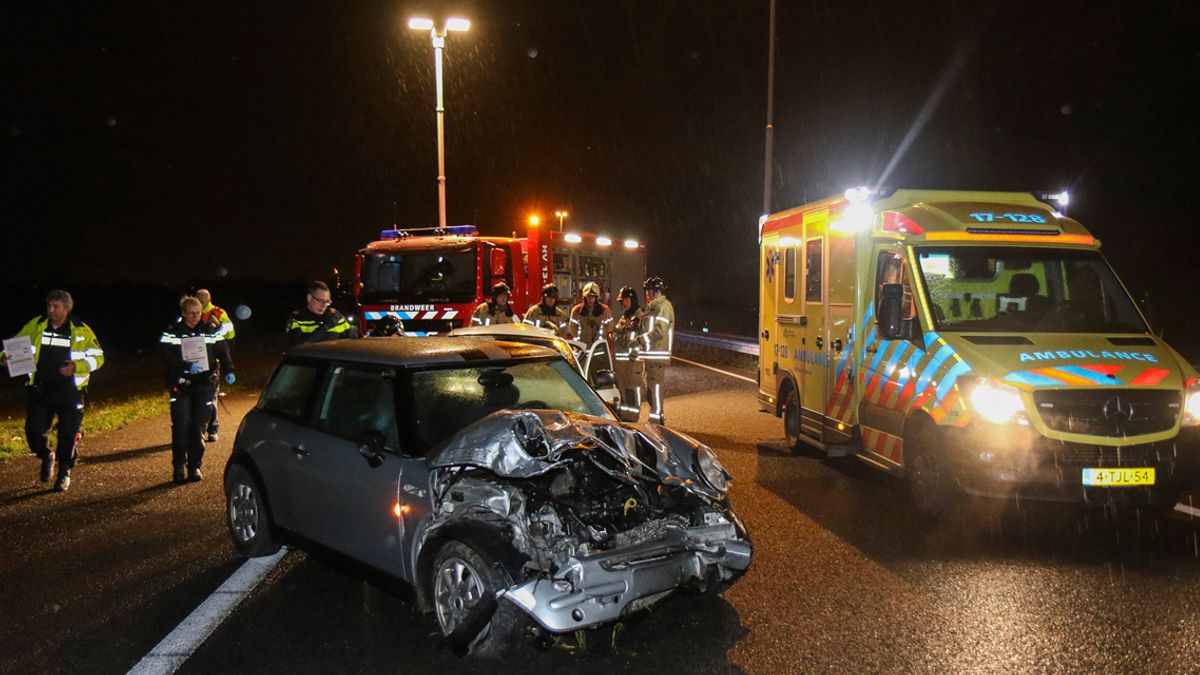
left=618, top=285, right=637, bottom=301
left=643, top=276, right=667, bottom=293
left=541, top=283, right=559, bottom=298
left=490, top=282, right=511, bottom=300
left=582, top=281, right=601, bottom=298
left=375, top=315, right=404, bottom=337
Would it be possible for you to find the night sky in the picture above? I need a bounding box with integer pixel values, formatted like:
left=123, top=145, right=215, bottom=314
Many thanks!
left=6, top=2, right=1200, bottom=347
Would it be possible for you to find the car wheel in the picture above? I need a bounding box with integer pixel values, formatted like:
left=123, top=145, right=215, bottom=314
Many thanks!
left=783, top=387, right=805, bottom=454
left=431, top=541, right=527, bottom=657
left=224, top=463, right=280, bottom=557
left=907, top=425, right=957, bottom=520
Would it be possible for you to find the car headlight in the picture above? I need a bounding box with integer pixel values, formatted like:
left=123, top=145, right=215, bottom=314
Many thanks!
left=967, top=379, right=1027, bottom=425
left=696, top=446, right=730, bottom=493
left=1184, top=380, right=1200, bottom=426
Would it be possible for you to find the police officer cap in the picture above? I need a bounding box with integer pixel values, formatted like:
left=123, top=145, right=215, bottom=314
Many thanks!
left=618, top=285, right=637, bottom=300
left=541, top=283, right=559, bottom=298
left=643, top=276, right=667, bottom=292
left=490, top=282, right=511, bottom=298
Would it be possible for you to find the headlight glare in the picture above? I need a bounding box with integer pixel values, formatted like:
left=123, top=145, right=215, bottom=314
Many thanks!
left=696, top=446, right=730, bottom=493
left=1184, top=386, right=1200, bottom=425
left=968, top=379, right=1026, bottom=425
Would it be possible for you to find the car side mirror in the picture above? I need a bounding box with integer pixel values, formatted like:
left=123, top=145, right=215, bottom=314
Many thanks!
left=357, top=429, right=386, bottom=468
left=876, top=283, right=904, bottom=340
left=591, top=369, right=617, bottom=388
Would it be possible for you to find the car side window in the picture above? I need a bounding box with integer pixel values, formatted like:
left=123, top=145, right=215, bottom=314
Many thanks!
left=259, top=362, right=322, bottom=421
left=315, top=366, right=400, bottom=450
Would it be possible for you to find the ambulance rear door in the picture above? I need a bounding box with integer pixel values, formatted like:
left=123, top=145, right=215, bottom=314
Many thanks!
left=758, top=232, right=780, bottom=407
left=798, top=213, right=826, bottom=440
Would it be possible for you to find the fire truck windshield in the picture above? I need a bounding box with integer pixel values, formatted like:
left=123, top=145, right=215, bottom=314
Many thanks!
left=914, top=247, right=1147, bottom=334
left=361, top=248, right=477, bottom=303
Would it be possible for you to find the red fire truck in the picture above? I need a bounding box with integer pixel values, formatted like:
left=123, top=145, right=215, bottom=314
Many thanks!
left=353, top=225, right=647, bottom=336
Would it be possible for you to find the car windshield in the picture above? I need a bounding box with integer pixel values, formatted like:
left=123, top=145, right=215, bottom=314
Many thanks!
left=401, top=358, right=614, bottom=454
left=360, top=248, right=476, bottom=303
left=914, top=246, right=1147, bottom=333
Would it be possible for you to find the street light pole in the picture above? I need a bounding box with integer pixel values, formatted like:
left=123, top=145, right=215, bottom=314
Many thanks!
left=409, top=16, right=470, bottom=230
left=555, top=210, right=569, bottom=232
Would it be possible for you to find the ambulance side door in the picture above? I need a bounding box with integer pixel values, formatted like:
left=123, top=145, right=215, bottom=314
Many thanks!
left=776, top=240, right=805, bottom=411
left=799, top=233, right=826, bottom=436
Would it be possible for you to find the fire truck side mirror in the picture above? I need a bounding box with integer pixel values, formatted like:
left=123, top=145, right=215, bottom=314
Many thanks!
left=490, top=248, right=507, bottom=278
left=876, top=283, right=904, bottom=340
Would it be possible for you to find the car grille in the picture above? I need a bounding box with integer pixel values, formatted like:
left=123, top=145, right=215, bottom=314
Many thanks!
left=1032, top=389, right=1180, bottom=437
left=1048, top=444, right=1165, bottom=467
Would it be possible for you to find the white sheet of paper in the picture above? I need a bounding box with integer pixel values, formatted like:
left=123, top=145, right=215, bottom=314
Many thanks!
left=181, top=336, right=210, bottom=372
left=4, top=336, right=37, bottom=378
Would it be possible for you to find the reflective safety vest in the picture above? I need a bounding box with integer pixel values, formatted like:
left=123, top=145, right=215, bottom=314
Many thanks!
left=202, top=303, right=236, bottom=340
left=524, top=303, right=569, bottom=336
left=613, top=307, right=645, bottom=361
left=6, top=315, right=105, bottom=390
left=472, top=302, right=515, bottom=326
left=639, top=295, right=675, bottom=361
left=286, top=308, right=353, bottom=345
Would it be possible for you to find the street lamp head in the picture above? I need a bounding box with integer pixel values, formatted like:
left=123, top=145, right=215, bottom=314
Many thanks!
left=555, top=210, right=568, bottom=218
left=408, top=17, right=434, bottom=31
left=445, top=17, right=471, bottom=32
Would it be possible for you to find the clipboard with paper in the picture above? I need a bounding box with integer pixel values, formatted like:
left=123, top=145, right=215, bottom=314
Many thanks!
left=180, top=336, right=210, bottom=372
left=3, top=336, right=36, bottom=378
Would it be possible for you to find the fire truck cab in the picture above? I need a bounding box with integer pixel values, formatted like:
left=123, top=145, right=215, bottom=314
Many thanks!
left=758, top=187, right=1200, bottom=517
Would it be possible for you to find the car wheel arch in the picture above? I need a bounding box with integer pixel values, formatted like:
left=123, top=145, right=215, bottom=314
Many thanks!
left=225, top=450, right=284, bottom=544
left=414, top=520, right=528, bottom=613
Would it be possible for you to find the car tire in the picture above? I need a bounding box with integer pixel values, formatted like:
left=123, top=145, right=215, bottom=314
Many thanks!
left=224, top=463, right=280, bottom=557
left=783, top=386, right=807, bottom=454
left=906, top=425, right=957, bottom=520
left=431, top=540, right=527, bottom=657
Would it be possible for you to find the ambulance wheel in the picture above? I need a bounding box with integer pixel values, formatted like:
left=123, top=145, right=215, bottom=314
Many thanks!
left=907, top=425, right=957, bottom=520
left=783, top=387, right=805, bottom=454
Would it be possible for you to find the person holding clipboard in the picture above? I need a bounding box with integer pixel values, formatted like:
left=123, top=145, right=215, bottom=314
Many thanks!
left=1, top=289, right=104, bottom=492
left=160, top=296, right=234, bottom=483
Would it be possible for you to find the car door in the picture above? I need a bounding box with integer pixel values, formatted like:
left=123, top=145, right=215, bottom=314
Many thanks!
left=288, top=364, right=408, bottom=577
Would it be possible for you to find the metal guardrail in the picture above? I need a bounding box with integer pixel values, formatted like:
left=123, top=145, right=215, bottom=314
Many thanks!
left=675, top=330, right=759, bottom=356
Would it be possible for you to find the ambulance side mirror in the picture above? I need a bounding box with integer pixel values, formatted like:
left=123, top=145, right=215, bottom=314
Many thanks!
left=876, top=283, right=904, bottom=340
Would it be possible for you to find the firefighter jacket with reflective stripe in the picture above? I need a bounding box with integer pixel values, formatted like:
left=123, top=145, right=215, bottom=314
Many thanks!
left=202, top=303, right=236, bottom=340
left=613, top=307, right=645, bottom=361
left=569, top=302, right=613, bottom=347
left=286, top=308, right=352, bottom=345
left=524, top=303, right=569, bottom=336
left=639, top=295, right=675, bottom=360
left=160, top=318, right=234, bottom=388
left=472, top=301, right=515, bottom=326
left=6, top=315, right=104, bottom=390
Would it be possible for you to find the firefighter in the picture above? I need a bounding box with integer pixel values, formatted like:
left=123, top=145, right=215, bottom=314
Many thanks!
left=570, top=281, right=613, bottom=347
left=472, top=282, right=516, bottom=326
left=611, top=285, right=645, bottom=416
left=524, top=283, right=570, bottom=336
left=287, top=281, right=352, bottom=345
left=640, top=276, right=675, bottom=424
left=196, top=288, right=233, bottom=442
left=1, top=290, right=103, bottom=491
left=161, top=296, right=235, bottom=483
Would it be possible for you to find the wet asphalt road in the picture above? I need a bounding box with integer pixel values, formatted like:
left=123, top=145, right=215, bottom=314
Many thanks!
left=5, top=358, right=1200, bottom=673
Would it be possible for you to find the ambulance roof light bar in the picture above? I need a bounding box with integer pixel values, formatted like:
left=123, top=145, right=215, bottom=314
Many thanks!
left=380, top=224, right=479, bottom=239
left=1032, top=190, right=1070, bottom=216
left=843, top=185, right=896, bottom=203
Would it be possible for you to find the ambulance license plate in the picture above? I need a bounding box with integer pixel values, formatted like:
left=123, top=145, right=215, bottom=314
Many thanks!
left=1082, top=468, right=1155, bottom=487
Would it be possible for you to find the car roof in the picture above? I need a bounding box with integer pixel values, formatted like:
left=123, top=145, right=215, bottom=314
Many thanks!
left=286, top=336, right=558, bottom=368
left=450, top=323, right=559, bottom=340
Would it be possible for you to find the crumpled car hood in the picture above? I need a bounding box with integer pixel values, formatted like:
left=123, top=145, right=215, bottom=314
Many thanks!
left=429, top=409, right=726, bottom=501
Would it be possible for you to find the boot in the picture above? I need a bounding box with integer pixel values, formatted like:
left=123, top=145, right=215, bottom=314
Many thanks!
left=172, top=465, right=187, bottom=483
left=187, top=467, right=204, bottom=482
left=39, top=456, right=54, bottom=483
left=54, top=468, right=71, bottom=492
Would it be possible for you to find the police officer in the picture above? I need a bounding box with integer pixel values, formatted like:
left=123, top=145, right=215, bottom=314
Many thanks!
left=524, top=283, right=570, bottom=337
left=472, top=282, right=516, bottom=326
left=287, top=281, right=353, bottom=345
left=1, top=290, right=103, bottom=491
left=640, top=276, right=675, bottom=424
left=161, top=296, right=235, bottom=483
left=611, top=285, right=645, bottom=416
left=196, top=288, right=234, bottom=442
left=570, top=282, right=614, bottom=347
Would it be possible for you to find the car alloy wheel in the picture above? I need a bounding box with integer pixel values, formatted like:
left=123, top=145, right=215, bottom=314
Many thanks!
left=434, top=555, right=487, bottom=635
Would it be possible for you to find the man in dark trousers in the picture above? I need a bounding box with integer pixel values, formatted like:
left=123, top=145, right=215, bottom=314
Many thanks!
left=1, top=289, right=104, bottom=491
left=286, top=281, right=353, bottom=345
left=161, top=296, right=234, bottom=483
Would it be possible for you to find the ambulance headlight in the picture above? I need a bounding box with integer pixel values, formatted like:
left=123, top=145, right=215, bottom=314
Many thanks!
left=1183, top=382, right=1200, bottom=426
left=968, top=379, right=1027, bottom=425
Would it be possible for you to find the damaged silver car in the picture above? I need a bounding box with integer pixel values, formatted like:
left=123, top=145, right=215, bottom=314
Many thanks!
left=224, top=337, right=752, bottom=655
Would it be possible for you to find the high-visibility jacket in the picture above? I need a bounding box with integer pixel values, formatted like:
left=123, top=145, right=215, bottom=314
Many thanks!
left=472, top=301, right=515, bottom=326
left=5, top=315, right=104, bottom=390
left=613, top=307, right=645, bottom=361
left=569, top=302, right=613, bottom=346
left=639, top=295, right=675, bottom=361
left=524, top=303, right=569, bottom=336
left=202, top=303, right=236, bottom=341
left=286, top=307, right=353, bottom=345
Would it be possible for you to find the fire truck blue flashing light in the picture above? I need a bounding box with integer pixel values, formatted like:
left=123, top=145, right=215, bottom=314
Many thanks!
left=379, top=225, right=480, bottom=240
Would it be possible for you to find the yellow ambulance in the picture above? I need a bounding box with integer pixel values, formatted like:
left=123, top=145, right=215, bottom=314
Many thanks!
left=758, top=188, right=1200, bottom=517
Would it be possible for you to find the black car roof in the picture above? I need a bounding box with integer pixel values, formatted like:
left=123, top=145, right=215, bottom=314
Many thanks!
left=286, top=336, right=558, bottom=368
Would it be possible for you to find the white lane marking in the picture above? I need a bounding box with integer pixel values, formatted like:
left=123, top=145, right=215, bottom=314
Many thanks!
left=672, top=355, right=757, bottom=384
left=1175, top=503, right=1200, bottom=518
left=128, top=549, right=287, bottom=675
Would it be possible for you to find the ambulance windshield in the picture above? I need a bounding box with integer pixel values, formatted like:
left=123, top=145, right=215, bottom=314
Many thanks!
left=360, top=248, right=477, bottom=304
left=915, top=247, right=1146, bottom=334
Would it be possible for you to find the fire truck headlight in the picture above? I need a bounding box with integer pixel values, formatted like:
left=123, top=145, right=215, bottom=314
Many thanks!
left=1183, top=384, right=1200, bottom=426
left=968, top=379, right=1026, bottom=425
